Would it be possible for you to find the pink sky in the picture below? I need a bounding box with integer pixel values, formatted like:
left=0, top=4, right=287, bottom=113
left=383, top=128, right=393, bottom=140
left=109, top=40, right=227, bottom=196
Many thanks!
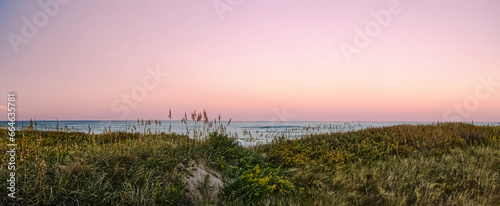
left=0, top=0, right=499, bottom=122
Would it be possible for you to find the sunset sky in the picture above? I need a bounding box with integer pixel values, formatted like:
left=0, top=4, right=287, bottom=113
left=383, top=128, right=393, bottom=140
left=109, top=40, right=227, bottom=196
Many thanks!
left=0, top=0, right=499, bottom=122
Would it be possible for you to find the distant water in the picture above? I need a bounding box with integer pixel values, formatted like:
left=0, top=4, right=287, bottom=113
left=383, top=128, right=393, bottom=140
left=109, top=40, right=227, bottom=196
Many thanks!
left=1, top=120, right=498, bottom=146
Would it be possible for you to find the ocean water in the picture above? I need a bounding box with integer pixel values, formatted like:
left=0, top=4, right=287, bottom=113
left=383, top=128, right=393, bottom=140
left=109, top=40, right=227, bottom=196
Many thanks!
left=1, top=120, right=498, bottom=146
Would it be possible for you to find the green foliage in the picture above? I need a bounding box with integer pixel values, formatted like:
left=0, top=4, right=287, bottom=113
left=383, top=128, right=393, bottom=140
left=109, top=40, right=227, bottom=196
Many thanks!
left=0, top=129, right=193, bottom=205
left=265, top=123, right=500, bottom=170
left=198, top=133, right=295, bottom=204
left=223, top=164, right=294, bottom=204
left=199, top=132, right=245, bottom=170
left=154, top=177, right=189, bottom=206
left=255, top=123, right=500, bottom=205
left=0, top=123, right=499, bottom=205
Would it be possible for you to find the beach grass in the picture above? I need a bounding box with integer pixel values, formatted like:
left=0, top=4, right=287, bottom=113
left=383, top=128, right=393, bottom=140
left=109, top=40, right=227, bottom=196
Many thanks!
left=0, top=122, right=499, bottom=205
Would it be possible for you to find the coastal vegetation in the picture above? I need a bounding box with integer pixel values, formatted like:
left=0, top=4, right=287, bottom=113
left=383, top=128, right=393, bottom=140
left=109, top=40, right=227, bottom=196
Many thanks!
left=0, top=121, right=499, bottom=205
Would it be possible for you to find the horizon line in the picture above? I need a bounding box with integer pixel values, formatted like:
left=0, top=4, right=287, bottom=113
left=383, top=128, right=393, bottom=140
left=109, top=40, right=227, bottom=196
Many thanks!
left=1, top=119, right=499, bottom=123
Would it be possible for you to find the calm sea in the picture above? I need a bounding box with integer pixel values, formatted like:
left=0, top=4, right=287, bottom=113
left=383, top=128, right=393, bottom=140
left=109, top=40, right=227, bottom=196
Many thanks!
left=1, top=120, right=498, bottom=146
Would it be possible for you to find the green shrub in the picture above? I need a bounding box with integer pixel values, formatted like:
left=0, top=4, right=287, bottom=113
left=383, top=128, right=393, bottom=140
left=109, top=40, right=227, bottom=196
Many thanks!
left=223, top=164, right=294, bottom=204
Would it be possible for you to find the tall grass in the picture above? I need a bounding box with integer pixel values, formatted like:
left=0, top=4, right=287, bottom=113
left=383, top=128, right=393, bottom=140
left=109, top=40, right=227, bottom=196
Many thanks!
left=0, top=129, right=194, bottom=205
left=0, top=122, right=499, bottom=205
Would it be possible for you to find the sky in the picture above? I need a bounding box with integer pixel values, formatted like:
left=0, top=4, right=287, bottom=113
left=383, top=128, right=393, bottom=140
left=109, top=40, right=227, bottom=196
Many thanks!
left=0, top=0, right=499, bottom=122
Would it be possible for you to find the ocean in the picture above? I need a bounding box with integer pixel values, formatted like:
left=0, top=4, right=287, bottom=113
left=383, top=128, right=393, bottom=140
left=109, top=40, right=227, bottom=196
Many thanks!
left=1, top=120, right=498, bottom=146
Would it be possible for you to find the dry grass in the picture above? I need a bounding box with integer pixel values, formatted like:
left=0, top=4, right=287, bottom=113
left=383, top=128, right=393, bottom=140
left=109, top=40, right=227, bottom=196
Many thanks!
left=0, top=122, right=498, bottom=205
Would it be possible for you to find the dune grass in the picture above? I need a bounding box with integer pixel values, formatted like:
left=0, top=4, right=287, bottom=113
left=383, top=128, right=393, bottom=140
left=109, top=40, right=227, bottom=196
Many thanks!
left=0, top=122, right=499, bottom=205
